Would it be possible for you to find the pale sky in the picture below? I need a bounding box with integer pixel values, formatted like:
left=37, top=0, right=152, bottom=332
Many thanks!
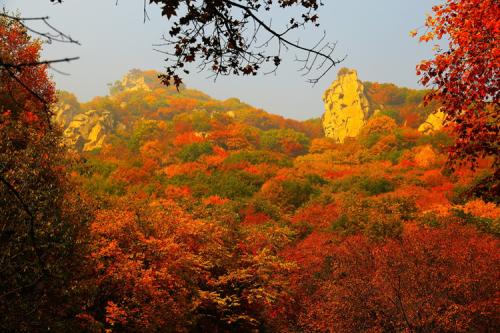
left=3, top=0, right=438, bottom=120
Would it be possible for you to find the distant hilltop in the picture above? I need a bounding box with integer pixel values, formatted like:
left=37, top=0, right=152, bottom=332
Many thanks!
left=53, top=68, right=445, bottom=152
left=52, top=70, right=323, bottom=152
left=322, top=68, right=444, bottom=143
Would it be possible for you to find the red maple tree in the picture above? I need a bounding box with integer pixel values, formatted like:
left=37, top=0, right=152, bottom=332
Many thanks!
left=416, top=0, right=499, bottom=170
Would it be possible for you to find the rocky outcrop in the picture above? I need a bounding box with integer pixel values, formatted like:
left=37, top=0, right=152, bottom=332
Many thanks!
left=53, top=92, right=82, bottom=128
left=52, top=72, right=154, bottom=152
left=418, top=110, right=446, bottom=134
left=322, top=68, right=372, bottom=143
left=62, top=110, right=114, bottom=151
left=109, top=69, right=152, bottom=96
left=120, top=73, right=151, bottom=92
left=53, top=103, right=78, bottom=128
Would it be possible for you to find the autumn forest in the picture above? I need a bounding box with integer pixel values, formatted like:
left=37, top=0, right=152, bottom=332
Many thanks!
left=0, top=0, right=499, bottom=332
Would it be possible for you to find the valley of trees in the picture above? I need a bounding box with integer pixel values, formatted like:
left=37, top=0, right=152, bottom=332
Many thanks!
left=1, top=0, right=499, bottom=332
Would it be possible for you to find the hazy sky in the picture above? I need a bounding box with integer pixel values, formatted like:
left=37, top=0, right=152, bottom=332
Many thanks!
left=3, top=0, right=438, bottom=120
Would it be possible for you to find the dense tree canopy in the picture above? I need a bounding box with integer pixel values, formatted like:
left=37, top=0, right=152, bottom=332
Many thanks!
left=0, top=16, right=90, bottom=330
left=0, top=1, right=498, bottom=331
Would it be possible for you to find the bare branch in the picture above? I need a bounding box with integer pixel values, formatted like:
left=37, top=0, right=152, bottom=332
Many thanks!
left=149, top=0, right=343, bottom=88
left=0, top=11, right=80, bottom=45
left=0, top=57, right=80, bottom=70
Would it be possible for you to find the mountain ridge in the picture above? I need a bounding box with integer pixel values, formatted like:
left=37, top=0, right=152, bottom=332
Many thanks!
left=54, top=69, right=441, bottom=152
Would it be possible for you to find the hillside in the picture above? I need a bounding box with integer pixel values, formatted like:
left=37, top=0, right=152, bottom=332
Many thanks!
left=54, top=69, right=324, bottom=152
left=47, top=69, right=500, bottom=331
left=2, top=1, right=498, bottom=331
left=54, top=69, right=444, bottom=154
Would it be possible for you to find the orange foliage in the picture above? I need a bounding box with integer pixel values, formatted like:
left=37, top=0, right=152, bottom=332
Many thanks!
left=164, top=161, right=202, bottom=177
left=360, top=115, right=397, bottom=138
left=287, top=224, right=500, bottom=332
left=292, top=203, right=339, bottom=229
left=173, top=131, right=205, bottom=146
left=203, top=195, right=230, bottom=205
left=460, top=200, right=500, bottom=220
left=413, top=144, right=440, bottom=168
left=416, top=0, right=499, bottom=167
left=240, top=206, right=271, bottom=225
left=309, top=138, right=337, bottom=154
left=24, top=58, right=497, bottom=333
left=168, top=97, right=198, bottom=113
left=86, top=206, right=207, bottom=331
left=164, top=185, right=192, bottom=200
left=324, top=168, right=355, bottom=180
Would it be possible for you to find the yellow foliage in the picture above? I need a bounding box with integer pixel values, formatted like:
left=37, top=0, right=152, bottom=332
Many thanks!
left=413, top=144, right=438, bottom=168
left=309, top=138, right=337, bottom=154
left=359, top=115, right=397, bottom=137
left=461, top=200, right=500, bottom=219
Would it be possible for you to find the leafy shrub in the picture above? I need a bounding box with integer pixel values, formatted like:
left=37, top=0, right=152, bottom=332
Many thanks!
left=128, top=120, right=159, bottom=151
left=378, top=196, right=418, bottom=221
left=168, top=170, right=263, bottom=198
left=358, top=116, right=397, bottom=148
left=178, top=142, right=213, bottom=162
left=281, top=180, right=319, bottom=209
left=361, top=132, right=382, bottom=148
left=330, top=176, right=363, bottom=193
left=365, top=214, right=403, bottom=241
left=330, top=203, right=403, bottom=240
left=417, top=130, right=454, bottom=152
left=75, top=157, right=117, bottom=178
left=359, top=177, right=396, bottom=195
left=452, top=209, right=500, bottom=237
left=451, top=171, right=499, bottom=204
left=84, top=175, right=126, bottom=196
left=329, top=194, right=415, bottom=240
left=260, top=129, right=310, bottom=156
left=209, top=170, right=263, bottom=198
left=378, top=109, right=403, bottom=125
left=305, top=173, right=328, bottom=186
left=381, top=149, right=404, bottom=164
left=224, top=150, right=291, bottom=167
left=245, top=197, right=281, bottom=221
left=368, top=128, right=420, bottom=164
left=394, top=128, right=420, bottom=149
left=417, top=209, right=499, bottom=237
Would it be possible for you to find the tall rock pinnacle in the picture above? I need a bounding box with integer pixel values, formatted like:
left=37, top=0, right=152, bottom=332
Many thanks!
left=322, top=68, right=371, bottom=143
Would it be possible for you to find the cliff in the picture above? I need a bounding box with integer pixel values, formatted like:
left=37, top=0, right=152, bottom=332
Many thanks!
left=322, top=68, right=372, bottom=143
left=62, top=110, right=114, bottom=152
left=322, top=68, right=443, bottom=142
left=53, top=70, right=162, bottom=152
